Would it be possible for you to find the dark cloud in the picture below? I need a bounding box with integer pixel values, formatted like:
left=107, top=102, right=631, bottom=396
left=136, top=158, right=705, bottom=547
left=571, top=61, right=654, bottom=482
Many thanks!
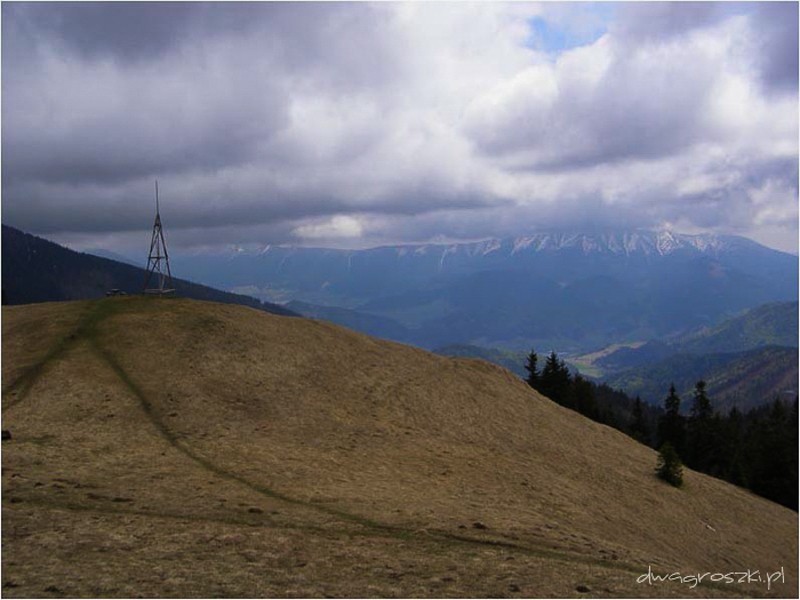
left=1, top=1, right=404, bottom=189
left=2, top=100, right=287, bottom=186
left=5, top=170, right=497, bottom=240
left=3, top=2, right=197, bottom=63
left=610, top=2, right=730, bottom=44
left=1, top=2, right=797, bottom=254
left=353, top=197, right=652, bottom=250
left=1, top=6, right=291, bottom=187
left=752, top=2, right=799, bottom=92
left=4, top=181, right=349, bottom=235
left=471, top=49, right=712, bottom=171
left=1, top=2, right=352, bottom=67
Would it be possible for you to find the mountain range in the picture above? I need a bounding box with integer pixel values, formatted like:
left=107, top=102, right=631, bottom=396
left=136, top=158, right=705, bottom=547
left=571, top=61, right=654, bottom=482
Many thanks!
left=5, top=224, right=795, bottom=412
left=173, top=230, right=798, bottom=351
left=588, top=301, right=799, bottom=411
left=605, top=345, right=797, bottom=412
left=438, top=302, right=798, bottom=412
left=592, top=301, right=799, bottom=371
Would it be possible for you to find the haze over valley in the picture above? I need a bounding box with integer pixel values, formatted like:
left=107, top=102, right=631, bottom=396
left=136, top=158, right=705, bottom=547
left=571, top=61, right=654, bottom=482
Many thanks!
left=169, top=229, right=797, bottom=352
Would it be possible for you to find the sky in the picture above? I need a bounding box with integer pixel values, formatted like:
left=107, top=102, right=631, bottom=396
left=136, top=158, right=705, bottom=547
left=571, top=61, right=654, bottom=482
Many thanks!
left=2, top=1, right=798, bottom=255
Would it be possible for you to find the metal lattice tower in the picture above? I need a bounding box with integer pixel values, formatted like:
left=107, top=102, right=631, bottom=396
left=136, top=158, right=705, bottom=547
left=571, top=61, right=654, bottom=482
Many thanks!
left=143, top=181, right=175, bottom=295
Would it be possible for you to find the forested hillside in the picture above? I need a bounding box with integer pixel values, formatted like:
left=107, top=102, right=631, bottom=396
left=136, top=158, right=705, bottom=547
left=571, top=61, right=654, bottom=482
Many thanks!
left=1, top=225, right=296, bottom=317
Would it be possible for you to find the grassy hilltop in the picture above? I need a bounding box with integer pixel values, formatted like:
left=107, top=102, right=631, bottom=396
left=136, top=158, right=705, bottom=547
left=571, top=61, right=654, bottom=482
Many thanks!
left=2, top=297, right=797, bottom=598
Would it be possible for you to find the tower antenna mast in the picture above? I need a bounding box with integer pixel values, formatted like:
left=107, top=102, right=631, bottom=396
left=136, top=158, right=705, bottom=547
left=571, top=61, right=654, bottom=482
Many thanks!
left=143, top=180, right=175, bottom=295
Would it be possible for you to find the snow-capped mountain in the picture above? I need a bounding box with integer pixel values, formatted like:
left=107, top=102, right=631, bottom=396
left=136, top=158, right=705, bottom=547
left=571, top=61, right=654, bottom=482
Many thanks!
left=505, top=230, right=730, bottom=256
left=172, top=230, right=797, bottom=351
left=211, top=230, right=756, bottom=262
left=374, top=230, right=743, bottom=259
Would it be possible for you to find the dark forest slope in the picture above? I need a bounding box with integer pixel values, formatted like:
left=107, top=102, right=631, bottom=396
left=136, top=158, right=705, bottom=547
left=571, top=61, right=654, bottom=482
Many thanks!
left=1, top=225, right=295, bottom=316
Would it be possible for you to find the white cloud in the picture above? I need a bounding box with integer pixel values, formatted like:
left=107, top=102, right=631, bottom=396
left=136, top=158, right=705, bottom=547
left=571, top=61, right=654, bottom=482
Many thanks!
left=1, top=2, right=796, bottom=254
left=293, top=215, right=364, bottom=241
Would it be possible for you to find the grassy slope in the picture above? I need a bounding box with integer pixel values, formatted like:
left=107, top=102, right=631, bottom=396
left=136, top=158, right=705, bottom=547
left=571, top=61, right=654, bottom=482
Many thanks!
left=2, top=298, right=797, bottom=598
left=433, top=344, right=529, bottom=379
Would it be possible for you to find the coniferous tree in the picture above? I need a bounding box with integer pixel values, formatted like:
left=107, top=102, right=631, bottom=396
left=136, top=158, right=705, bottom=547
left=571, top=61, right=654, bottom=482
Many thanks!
left=657, top=384, right=685, bottom=457
left=539, top=351, right=571, bottom=405
left=690, top=381, right=712, bottom=420
left=686, top=380, right=716, bottom=472
left=524, top=350, right=540, bottom=389
left=630, top=396, right=650, bottom=445
left=722, top=405, right=746, bottom=486
left=571, top=374, right=597, bottom=420
left=749, top=399, right=796, bottom=509
left=656, top=442, right=684, bottom=487
left=516, top=341, right=797, bottom=510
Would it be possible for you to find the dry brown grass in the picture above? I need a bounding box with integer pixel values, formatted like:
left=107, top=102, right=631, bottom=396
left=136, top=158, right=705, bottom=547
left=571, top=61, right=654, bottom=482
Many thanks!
left=2, top=297, right=797, bottom=598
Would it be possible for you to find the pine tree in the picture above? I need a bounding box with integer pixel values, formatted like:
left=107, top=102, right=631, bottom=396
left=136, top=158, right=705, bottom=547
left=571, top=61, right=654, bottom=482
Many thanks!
left=656, top=442, right=684, bottom=487
left=686, top=380, right=716, bottom=472
left=630, top=396, right=650, bottom=444
left=539, top=351, right=571, bottom=405
left=690, top=381, right=712, bottom=420
left=571, top=374, right=597, bottom=420
left=657, top=384, right=685, bottom=457
left=749, top=399, right=796, bottom=509
left=524, top=349, right=540, bottom=389
left=722, top=405, right=746, bottom=486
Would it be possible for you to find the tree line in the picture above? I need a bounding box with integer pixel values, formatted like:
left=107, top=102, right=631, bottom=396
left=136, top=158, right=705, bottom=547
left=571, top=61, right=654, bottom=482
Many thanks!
left=524, top=349, right=798, bottom=510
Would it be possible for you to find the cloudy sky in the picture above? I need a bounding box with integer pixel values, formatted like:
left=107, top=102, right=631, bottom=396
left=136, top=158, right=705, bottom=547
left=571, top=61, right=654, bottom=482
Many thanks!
left=2, top=1, right=798, bottom=254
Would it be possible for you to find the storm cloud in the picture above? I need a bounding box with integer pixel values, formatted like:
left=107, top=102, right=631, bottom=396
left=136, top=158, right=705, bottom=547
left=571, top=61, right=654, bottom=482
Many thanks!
left=2, top=2, right=797, bottom=253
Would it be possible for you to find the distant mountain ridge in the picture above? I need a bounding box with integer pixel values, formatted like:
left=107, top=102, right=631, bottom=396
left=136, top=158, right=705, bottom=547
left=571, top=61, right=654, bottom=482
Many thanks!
left=225, top=229, right=770, bottom=260
left=595, top=301, right=799, bottom=372
left=434, top=302, right=799, bottom=412
left=174, top=229, right=798, bottom=351
left=673, top=301, right=799, bottom=354
left=568, top=301, right=800, bottom=411
left=501, top=230, right=732, bottom=256
left=605, top=346, right=798, bottom=412
left=176, top=230, right=797, bottom=303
